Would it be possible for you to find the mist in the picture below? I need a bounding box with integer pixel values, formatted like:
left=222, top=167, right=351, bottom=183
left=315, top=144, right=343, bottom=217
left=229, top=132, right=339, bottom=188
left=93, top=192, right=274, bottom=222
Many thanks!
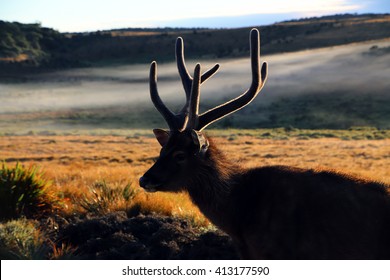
left=1, top=39, right=389, bottom=131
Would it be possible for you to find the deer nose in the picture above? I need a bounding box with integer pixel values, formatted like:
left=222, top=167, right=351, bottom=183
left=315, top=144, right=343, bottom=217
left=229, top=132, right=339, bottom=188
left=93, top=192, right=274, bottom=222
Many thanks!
left=139, top=176, right=150, bottom=188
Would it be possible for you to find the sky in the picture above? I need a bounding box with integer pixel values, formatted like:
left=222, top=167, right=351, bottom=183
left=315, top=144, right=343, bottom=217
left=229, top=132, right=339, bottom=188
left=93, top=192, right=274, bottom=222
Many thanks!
left=0, top=0, right=389, bottom=32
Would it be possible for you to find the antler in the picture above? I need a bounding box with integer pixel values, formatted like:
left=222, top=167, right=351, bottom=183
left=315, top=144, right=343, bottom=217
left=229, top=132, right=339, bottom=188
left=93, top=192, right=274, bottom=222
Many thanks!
left=150, top=28, right=268, bottom=131
left=149, top=61, right=181, bottom=130
left=149, top=37, right=219, bottom=131
left=195, top=28, right=268, bottom=131
left=176, top=37, right=220, bottom=116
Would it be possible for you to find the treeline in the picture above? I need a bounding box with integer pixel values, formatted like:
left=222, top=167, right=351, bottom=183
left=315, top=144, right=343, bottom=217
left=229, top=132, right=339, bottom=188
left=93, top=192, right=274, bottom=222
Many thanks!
left=1, top=13, right=390, bottom=73
left=0, top=21, right=75, bottom=68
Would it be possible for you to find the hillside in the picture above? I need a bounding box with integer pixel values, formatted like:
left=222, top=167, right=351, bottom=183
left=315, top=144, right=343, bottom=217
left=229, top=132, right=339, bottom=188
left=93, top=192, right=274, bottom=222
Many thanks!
left=1, top=13, right=390, bottom=75
left=0, top=21, right=72, bottom=68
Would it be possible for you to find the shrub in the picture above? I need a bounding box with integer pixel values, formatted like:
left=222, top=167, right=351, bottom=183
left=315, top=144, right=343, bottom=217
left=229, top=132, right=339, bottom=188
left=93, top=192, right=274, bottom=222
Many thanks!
left=0, top=162, right=57, bottom=220
left=0, top=218, right=47, bottom=259
left=0, top=218, right=77, bottom=260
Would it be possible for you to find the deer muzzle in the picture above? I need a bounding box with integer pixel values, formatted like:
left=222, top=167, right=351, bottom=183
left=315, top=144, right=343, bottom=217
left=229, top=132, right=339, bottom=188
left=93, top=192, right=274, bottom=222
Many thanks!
left=139, top=176, right=159, bottom=193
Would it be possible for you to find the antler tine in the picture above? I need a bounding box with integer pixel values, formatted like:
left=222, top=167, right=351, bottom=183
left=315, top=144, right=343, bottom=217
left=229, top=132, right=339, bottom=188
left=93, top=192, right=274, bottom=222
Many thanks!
left=176, top=37, right=220, bottom=115
left=176, top=37, right=192, bottom=96
left=149, top=61, right=181, bottom=130
left=149, top=37, right=220, bottom=132
left=201, top=64, right=221, bottom=83
left=185, top=64, right=202, bottom=129
left=196, top=28, right=268, bottom=131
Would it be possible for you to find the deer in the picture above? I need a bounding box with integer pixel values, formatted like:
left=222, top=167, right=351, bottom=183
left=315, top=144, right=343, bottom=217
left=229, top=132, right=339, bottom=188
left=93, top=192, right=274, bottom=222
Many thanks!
left=139, top=28, right=390, bottom=259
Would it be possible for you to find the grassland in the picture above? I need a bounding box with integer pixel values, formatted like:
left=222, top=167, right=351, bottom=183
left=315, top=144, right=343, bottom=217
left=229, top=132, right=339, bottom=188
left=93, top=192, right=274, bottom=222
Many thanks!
left=1, top=130, right=390, bottom=258
left=1, top=131, right=389, bottom=221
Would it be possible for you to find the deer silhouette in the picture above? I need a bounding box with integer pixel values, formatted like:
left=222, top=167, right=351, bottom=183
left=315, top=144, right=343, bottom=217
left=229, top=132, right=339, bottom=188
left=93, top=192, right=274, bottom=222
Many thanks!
left=139, top=28, right=390, bottom=259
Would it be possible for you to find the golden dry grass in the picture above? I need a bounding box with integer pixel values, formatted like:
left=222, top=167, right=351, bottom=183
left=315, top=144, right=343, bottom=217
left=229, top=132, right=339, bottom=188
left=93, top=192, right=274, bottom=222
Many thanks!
left=1, top=134, right=389, bottom=225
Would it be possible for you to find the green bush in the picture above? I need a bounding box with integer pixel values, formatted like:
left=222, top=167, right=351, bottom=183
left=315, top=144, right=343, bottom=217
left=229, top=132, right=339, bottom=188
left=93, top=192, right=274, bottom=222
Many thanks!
left=0, top=162, right=56, bottom=221
left=0, top=217, right=77, bottom=260
left=0, top=218, right=47, bottom=259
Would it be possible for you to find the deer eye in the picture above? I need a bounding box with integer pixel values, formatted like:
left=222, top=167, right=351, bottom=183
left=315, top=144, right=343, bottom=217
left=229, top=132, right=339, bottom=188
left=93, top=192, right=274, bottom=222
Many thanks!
left=173, top=151, right=187, bottom=163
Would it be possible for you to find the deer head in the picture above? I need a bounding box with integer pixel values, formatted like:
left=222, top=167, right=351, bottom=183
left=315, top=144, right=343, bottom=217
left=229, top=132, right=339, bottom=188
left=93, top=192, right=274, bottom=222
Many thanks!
left=139, top=28, right=268, bottom=193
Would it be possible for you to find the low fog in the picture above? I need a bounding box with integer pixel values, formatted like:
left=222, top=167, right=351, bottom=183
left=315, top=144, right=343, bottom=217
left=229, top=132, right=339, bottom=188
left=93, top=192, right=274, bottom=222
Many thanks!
left=0, top=39, right=389, bottom=130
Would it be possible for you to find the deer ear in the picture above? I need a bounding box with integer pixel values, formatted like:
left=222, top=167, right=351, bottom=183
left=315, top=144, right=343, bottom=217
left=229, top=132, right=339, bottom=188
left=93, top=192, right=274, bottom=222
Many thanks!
left=191, top=130, right=209, bottom=155
left=153, top=129, right=170, bottom=146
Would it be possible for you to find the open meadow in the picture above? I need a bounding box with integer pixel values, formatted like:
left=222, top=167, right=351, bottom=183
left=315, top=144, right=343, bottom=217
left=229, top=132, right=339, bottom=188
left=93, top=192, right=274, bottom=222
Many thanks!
left=1, top=129, right=390, bottom=258
left=1, top=131, right=390, bottom=218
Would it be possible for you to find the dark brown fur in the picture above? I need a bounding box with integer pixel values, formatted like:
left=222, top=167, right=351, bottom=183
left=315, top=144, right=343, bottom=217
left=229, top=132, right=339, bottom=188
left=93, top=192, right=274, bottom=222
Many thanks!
left=141, top=131, right=390, bottom=259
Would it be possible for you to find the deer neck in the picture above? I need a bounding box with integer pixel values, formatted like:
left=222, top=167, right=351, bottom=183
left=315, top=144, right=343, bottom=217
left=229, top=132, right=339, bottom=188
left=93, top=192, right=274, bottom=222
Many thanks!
left=186, top=139, right=240, bottom=231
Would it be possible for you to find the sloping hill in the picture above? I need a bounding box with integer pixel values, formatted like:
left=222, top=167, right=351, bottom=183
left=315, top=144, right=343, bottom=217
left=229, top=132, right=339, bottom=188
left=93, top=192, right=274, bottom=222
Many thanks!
left=1, top=13, right=390, bottom=73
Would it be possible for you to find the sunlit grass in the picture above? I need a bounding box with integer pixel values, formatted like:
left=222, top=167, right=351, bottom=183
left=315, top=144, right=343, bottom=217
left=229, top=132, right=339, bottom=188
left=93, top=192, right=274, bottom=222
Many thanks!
left=0, top=218, right=46, bottom=259
left=0, top=131, right=389, bottom=259
left=0, top=162, right=61, bottom=221
left=0, top=131, right=389, bottom=226
left=0, top=218, right=76, bottom=259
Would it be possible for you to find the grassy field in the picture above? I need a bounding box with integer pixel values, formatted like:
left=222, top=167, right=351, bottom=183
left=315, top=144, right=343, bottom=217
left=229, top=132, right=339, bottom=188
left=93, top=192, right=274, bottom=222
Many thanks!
left=1, top=131, right=389, bottom=223
left=1, top=130, right=390, bottom=259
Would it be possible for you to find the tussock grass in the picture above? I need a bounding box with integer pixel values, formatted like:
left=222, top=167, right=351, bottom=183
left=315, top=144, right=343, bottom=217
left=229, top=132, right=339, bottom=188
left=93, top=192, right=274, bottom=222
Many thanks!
left=77, top=180, right=136, bottom=215
left=0, top=162, right=61, bottom=221
left=0, top=218, right=76, bottom=259
left=75, top=179, right=210, bottom=227
left=0, top=218, right=46, bottom=259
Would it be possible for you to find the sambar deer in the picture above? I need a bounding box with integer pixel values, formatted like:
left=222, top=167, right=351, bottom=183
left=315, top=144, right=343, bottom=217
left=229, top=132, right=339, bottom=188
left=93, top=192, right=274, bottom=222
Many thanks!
left=139, top=29, right=390, bottom=259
